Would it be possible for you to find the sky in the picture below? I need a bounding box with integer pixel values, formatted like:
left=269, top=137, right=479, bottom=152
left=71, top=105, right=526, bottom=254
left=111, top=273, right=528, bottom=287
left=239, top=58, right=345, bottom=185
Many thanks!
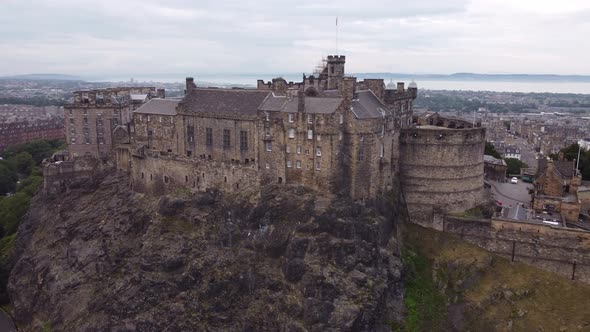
left=0, top=0, right=589, bottom=78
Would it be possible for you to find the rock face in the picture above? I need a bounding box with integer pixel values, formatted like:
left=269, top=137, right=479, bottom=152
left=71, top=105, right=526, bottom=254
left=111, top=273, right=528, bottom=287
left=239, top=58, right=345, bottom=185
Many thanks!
left=8, top=174, right=406, bottom=331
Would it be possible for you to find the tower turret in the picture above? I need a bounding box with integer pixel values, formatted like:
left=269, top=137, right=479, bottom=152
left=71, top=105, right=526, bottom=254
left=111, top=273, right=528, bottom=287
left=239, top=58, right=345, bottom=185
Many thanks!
left=326, top=55, right=346, bottom=90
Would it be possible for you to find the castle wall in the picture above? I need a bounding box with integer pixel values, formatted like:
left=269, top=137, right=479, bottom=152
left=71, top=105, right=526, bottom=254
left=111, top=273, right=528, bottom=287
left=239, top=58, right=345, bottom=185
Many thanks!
left=440, top=216, right=590, bottom=283
left=131, top=150, right=259, bottom=196
left=133, top=113, right=178, bottom=154
left=399, top=126, right=486, bottom=225
left=43, top=156, right=115, bottom=196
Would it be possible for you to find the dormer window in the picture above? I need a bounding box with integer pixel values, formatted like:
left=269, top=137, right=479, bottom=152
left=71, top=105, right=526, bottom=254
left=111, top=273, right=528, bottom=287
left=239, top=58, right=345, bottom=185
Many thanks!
left=288, top=113, right=295, bottom=123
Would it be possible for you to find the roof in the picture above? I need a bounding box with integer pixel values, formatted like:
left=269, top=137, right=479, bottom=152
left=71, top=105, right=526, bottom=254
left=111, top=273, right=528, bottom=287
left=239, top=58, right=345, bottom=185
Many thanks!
left=505, top=146, right=520, bottom=154
left=554, top=160, right=575, bottom=178
left=351, top=90, right=390, bottom=119
left=282, top=97, right=343, bottom=114
left=484, top=155, right=507, bottom=166
left=183, top=88, right=269, bottom=116
left=258, top=94, right=288, bottom=111
left=134, top=99, right=179, bottom=115
left=130, top=94, right=148, bottom=101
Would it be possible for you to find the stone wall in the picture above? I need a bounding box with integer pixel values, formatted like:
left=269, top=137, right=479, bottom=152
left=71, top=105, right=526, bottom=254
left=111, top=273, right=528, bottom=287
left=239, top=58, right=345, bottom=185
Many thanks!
left=439, top=215, right=590, bottom=283
left=130, top=149, right=259, bottom=196
left=399, top=126, right=486, bottom=224
left=43, top=156, right=115, bottom=196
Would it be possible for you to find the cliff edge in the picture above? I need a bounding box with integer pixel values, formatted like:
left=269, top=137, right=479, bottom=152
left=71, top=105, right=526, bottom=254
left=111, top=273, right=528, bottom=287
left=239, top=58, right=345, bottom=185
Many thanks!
left=8, top=173, right=406, bottom=331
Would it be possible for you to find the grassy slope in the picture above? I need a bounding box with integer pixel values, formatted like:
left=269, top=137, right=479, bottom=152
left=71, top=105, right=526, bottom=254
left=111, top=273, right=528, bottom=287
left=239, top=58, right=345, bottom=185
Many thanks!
left=403, top=223, right=590, bottom=332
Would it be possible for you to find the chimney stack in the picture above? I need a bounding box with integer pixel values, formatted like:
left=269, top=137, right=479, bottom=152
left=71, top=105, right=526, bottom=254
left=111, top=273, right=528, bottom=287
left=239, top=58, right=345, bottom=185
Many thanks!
left=397, top=82, right=405, bottom=92
left=297, top=91, right=305, bottom=113
left=185, top=77, right=196, bottom=95
left=157, top=88, right=165, bottom=99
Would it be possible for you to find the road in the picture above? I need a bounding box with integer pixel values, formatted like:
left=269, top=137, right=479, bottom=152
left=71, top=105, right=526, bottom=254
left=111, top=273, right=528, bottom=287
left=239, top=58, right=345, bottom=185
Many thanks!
left=488, top=180, right=533, bottom=221
left=513, top=136, right=538, bottom=170
left=0, top=309, right=16, bottom=332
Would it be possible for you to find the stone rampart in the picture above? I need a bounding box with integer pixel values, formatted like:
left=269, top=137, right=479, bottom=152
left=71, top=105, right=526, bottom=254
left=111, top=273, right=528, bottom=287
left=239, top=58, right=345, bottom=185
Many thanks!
left=439, top=215, right=590, bottom=283
left=43, top=156, right=115, bottom=196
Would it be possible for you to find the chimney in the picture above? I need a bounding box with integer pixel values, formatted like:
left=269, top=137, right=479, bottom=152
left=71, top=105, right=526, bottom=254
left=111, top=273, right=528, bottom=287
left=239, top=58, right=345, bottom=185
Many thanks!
left=339, top=77, right=357, bottom=101
left=297, top=91, right=305, bottom=113
left=185, top=77, right=196, bottom=94
left=157, top=88, right=165, bottom=99
left=397, top=82, right=405, bottom=92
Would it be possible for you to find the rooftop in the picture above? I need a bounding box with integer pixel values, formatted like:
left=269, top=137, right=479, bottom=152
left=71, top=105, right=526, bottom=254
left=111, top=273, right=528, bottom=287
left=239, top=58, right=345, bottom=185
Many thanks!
left=133, top=98, right=180, bottom=116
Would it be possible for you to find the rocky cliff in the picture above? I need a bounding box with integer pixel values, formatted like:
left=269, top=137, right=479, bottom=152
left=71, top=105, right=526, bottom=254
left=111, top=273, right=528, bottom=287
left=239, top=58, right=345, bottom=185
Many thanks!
left=8, top=173, right=406, bottom=331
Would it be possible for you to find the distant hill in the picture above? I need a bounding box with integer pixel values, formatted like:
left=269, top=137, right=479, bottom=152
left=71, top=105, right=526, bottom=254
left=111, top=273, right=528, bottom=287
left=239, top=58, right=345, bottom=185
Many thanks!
left=0, top=74, right=83, bottom=81
left=352, top=72, right=590, bottom=82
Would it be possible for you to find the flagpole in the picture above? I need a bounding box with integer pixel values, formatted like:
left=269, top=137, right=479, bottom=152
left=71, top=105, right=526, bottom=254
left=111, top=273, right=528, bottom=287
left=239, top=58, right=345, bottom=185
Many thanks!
left=336, top=16, right=339, bottom=54
left=576, top=142, right=581, bottom=175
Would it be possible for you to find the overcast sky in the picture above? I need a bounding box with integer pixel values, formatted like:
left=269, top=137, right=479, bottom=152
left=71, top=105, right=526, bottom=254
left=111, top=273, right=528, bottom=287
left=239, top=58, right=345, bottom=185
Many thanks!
left=1, top=0, right=589, bottom=77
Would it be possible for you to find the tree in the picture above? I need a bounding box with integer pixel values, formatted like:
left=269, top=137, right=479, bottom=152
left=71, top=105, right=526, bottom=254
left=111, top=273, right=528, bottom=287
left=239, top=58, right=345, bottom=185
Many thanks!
left=485, top=141, right=502, bottom=159
left=553, top=143, right=590, bottom=181
left=505, top=158, right=528, bottom=175
left=13, top=152, right=34, bottom=175
left=0, top=165, right=17, bottom=196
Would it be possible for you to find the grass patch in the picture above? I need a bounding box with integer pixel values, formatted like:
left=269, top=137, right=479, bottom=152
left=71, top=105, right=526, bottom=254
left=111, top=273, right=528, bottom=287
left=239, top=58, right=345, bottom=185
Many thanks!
left=404, top=222, right=590, bottom=331
left=402, top=248, right=446, bottom=332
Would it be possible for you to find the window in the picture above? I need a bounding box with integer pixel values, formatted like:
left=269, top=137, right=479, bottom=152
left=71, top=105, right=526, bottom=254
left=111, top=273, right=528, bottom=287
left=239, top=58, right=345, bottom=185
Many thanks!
left=288, top=113, right=295, bottom=123
left=170, top=117, right=174, bottom=124
left=83, top=117, right=88, bottom=126
left=307, top=114, right=312, bottom=124
left=305, top=149, right=310, bottom=155
left=316, top=147, right=322, bottom=156
left=287, top=160, right=292, bottom=168
left=265, top=112, right=270, bottom=121
left=113, top=118, right=119, bottom=127
left=380, top=143, right=384, bottom=158
left=265, top=141, right=272, bottom=152
left=317, top=134, right=321, bottom=141
left=159, top=116, right=162, bottom=123
left=339, top=132, right=343, bottom=141
left=358, top=147, right=364, bottom=161
left=296, top=145, right=301, bottom=154
left=206, top=128, right=213, bottom=146
left=223, top=129, right=231, bottom=148
left=240, top=130, right=248, bottom=150
left=164, top=176, right=169, bottom=183
left=316, top=161, right=321, bottom=170
left=70, top=127, right=75, bottom=134
left=288, top=128, right=295, bottom=139
left=296, top=160, right=301, bottom=168
left=84, top=109, right=88, bottom=115
left=98, top=137, right=104, bottom=144
left=265, top=163, right=270, bottom=169
left=69, top=109, right=73, bottom=115
left=286, top=145, right=291, bottom=154
left=69, top=118, right=74, bottom=125
left=85, top=136, right=91, bottom=144
left=187, top=126, right=195, bottom=143
left=339, top=114, right=344, bottom=124
left=147, top=115, right=151, bottom=122
left=265, top=127, right=271, bottom=137
left=98, top=119, right=103, bottom=126
left=381, top=124, right=385, bottom=137
left=186, top=150, right=192, bottom=157
left=307, top=129, right=313, bottom=140
left=70, top=137, right=76, bottom=144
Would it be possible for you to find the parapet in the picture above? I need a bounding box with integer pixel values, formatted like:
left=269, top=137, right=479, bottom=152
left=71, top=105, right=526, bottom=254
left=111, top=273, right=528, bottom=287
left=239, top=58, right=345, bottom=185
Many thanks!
left=327, top=55, right=346, bottom=63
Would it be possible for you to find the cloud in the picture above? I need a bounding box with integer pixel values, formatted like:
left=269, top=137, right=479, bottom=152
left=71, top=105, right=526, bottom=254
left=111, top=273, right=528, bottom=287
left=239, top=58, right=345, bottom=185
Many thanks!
left=0, top=0, right=588, bottom=77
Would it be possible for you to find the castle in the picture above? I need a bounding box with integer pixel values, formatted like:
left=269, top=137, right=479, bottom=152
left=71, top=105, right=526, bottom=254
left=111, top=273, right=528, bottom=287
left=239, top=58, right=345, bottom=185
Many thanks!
left=48, top=55, right=486, bottom=223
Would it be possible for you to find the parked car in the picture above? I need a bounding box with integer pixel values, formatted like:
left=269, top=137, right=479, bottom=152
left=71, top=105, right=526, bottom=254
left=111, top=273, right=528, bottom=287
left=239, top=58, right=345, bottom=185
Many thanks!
left=511, top=177, right=518, bottom=184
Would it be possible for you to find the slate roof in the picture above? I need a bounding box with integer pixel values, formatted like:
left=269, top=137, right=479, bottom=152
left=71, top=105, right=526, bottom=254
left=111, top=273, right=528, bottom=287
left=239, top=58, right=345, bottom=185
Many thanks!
left=504, top=146, right=520, bottom=154
left=259, top=94, right=343, bottom=114
left=183, top=88, right=269, bottom=116
left=484, top=155, right=506, bottom=166
left=351, top=90, right=390, bottom=119
left=282, top=97, right=343, bottom=114
left=258, top=94, right=288, bottom=111
left=130, top=94, right=148, bottom=101
left=133, top=99, right=179, bottom=115
left=554, top=160, right=575, bottom=178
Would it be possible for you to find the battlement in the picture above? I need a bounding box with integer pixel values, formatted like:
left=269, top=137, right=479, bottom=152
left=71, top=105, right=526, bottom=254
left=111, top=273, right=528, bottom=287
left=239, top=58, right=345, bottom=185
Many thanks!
left=327, top=55, right=346, bottom=62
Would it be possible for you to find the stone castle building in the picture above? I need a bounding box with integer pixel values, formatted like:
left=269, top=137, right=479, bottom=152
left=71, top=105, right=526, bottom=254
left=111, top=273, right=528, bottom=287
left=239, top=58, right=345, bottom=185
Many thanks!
left=52, top=55, right=486, bottom=222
